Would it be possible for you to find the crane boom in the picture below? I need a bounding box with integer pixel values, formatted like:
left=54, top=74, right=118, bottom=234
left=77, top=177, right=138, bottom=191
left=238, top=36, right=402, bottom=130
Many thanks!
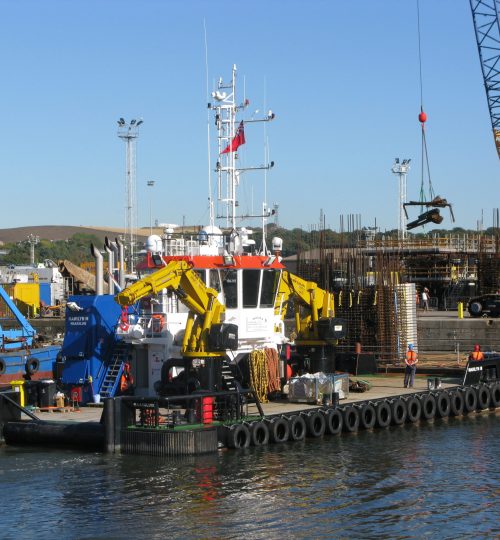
left=115, top=260, right=226, bottom=357
left=470, top=0, right=500, bottom=159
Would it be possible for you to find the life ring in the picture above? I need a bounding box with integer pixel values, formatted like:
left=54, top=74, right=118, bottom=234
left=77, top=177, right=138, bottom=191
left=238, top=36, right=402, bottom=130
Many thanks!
left=322, top=408, right=343, bottom=435
left=225, top=424, right=250, bottom=449
left=342, top=406, right=360, bottom=433
left=435, top=391, right=451, bottom=418
left=248, top=421, right=269, bottom=446
left=405, top=396, right=422, bottom=422
left=302, top=411, right=326, bottom=438
left=375, top=401, right=392, bottom=428
left=286, top=415, right=306, bottom=441
left=358, top=403, right=376, bottom=430
left=476, top=385, right=491, bottom=410
left=462, top=386, right=477, bottom=413
left=0, top=358, right=5, bottom=375
left=390, top=398, right=407, bottom=425
left=25, top=358, right=39, bottom=375
left=265, top=417, right=290, bottom=444
left=489, top=382, right=500, bottom=408
left=419, top=394, right=436, bottom=420
left=449, top=390, right=464, bottom=416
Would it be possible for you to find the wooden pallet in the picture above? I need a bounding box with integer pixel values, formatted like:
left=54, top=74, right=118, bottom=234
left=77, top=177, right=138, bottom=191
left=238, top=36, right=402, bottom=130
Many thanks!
left=37, top=406, right=79, bottom=413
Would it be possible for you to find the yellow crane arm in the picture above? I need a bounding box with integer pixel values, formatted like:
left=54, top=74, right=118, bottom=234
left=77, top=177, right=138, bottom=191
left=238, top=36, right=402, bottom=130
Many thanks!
left=276, top=270, right=336, bottom=343
left=115, top=259, right=226, bottom=356
left=115, top=260, right=222, bottom=316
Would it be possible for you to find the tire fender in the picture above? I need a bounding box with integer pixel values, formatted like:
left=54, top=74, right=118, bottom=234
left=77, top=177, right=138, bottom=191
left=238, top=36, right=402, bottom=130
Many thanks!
left=25, top=358, right=40, bottom=375
left=266, top=417, right=290, bottom=444
left=225, top=424, right=250, bottom=449
left=390, top=398, right=407, bottom=425
left=405, top=396, right=422, bottom=423
left=342, top=406, right=360, bottom=433
left=476, top=385, right=490, bottom=410
left=489, top=382, right=500, bottom=408
left=462, top=386, right=478, bottom=413
left=420, top=393, right=437, bottom=420
left=375, top=401, right=392, bottom=428
left=435, top=391, right=451, bottom=418
left=302, top=411, right=326, bottom=438
left=286, top=415, right=306, bottom=441
left=322, top=408, right=343, bottom=435
left=449, top=390, right=464, bottom=416
left=249, top=421, right=269, bottom=446
left=358, top=403, right=376, bottom=430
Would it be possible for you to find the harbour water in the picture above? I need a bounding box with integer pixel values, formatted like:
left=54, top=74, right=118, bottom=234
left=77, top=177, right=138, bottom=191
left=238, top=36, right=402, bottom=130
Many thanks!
left=1, top=411, right=499, bottom=539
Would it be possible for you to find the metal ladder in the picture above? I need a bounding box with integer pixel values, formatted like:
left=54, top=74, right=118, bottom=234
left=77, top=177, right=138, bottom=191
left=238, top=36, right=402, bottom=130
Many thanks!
left=99, top=344, right=128, bottom=399
left=221, top=357, right=238, bottom=392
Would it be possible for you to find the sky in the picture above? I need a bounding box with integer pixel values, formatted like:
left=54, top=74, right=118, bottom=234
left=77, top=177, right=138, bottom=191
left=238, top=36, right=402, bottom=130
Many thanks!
left=0, top=0, right=498, bottom=235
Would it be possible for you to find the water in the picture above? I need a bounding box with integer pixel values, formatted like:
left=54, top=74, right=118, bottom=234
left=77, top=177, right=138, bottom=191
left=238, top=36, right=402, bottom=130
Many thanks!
left=1, top=412, right=499, bottom=539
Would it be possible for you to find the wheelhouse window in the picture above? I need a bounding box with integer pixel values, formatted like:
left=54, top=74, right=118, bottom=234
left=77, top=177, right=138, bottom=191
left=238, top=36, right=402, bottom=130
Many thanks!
left=260, top=269, right=280, bottom=307
left=243, top=270, right=260, bottom=308
left=209, top=269, right=222, bottom=293
left=221, top=270, right=238, bottom=308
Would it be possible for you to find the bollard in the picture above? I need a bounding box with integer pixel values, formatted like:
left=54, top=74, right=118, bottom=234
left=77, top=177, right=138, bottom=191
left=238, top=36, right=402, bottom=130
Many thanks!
left=457, top=301, right=463, bottom=319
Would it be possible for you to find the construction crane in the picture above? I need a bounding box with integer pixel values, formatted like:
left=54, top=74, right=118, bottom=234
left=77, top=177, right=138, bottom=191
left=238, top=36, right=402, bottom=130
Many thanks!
left=470, top=0, right=500, bottom=159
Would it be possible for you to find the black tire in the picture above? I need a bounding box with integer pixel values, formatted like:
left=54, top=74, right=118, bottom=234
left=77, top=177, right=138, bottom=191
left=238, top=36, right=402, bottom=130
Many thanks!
left=468, top=301, right=483, bottom=317
left=266, top=417, right=290, bottom=444
left=287, top=415, right=306, bottom=441
left=322, top=409, right=343, bottom=435
left=0, top=358, right=5, bottom=375
left=358, top=403, right=376, bottom=430
left=462, top=387, right=478, bottom=414
left=490, top=382, right=500, bottom=408
left=342, top=406, right=360, bottom=433
left=25, top=358, right=39, bottom=375
left=249, top=421, right=269, bottom=446
left=406, top=396, right=422, bottom=422
left=303, top=411, right=326, bottom=438
left=225, top=424, right=250, bottom=449
left=449, top=390, right=464, bottom=416
left=477, top=385, right=490, bottom=410
left=420, top=394, right=436, bottom=420
left=391, top=398, right=407, bottom=425
left=435, top=391, right=451, bottom=418
left=375, top=401, right=392, bottom=428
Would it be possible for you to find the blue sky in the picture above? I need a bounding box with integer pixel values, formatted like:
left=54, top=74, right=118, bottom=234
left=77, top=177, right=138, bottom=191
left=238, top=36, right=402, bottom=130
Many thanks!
left=0, top=0, right=497, bottom=234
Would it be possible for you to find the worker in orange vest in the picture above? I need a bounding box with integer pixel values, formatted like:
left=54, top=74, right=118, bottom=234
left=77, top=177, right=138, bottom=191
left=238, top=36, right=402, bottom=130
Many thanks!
left=469, top=344, right=485, bottom=362
left=404, top=344, right=418, bottom=388
left=120, top=361, right=135, bottom=394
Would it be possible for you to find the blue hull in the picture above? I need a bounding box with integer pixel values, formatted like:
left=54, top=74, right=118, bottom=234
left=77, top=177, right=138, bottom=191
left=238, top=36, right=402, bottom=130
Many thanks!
left=0, top=345, right=61, bottom=387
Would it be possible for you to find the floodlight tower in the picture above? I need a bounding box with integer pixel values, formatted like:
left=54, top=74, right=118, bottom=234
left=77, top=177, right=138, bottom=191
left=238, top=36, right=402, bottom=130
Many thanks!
left=391, top=158, right=411, bottom=241
left=117, top=117, right=143, bottom=273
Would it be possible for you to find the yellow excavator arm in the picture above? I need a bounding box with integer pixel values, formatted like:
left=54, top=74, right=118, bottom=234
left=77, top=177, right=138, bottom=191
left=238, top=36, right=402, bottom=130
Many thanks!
left=115, top=260, right=226, bottom=357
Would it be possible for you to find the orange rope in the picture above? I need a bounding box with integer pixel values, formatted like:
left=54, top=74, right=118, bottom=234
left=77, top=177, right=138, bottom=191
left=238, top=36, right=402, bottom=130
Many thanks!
left=265, top=348, right=281, bottom=393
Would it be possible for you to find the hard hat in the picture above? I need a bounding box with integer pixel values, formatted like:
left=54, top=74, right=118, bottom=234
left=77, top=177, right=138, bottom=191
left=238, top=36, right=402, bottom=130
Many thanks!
left=408, top=344, right=414, bottom=350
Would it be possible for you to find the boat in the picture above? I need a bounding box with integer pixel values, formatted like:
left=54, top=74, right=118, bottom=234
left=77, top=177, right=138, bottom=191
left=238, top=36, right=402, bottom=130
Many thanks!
left=59, top=64, right=344, bottom=405
left=0, top=284, right=61, bottom=387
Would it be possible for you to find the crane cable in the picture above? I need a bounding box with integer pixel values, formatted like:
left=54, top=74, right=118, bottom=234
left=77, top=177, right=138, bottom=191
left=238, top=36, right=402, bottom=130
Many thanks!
left=416, top=0, right=435, bottom=211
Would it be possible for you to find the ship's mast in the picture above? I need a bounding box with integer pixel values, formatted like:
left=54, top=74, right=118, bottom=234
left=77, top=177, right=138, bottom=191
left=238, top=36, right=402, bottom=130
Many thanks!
left=210, top=64, right=275, bottom=233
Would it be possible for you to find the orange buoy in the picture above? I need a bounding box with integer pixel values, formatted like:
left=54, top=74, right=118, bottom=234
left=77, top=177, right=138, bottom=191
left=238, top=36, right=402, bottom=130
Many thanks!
left=419, top=110, right=427, bottom=123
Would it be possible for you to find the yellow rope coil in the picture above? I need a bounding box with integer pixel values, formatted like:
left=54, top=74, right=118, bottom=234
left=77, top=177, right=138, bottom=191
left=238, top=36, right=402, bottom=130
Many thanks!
left=249, top=349, right=268, bottom=403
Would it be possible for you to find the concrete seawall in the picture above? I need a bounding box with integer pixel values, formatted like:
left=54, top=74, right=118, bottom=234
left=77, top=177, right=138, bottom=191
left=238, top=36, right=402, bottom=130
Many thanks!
left=418, top=312, right=500, bottom=353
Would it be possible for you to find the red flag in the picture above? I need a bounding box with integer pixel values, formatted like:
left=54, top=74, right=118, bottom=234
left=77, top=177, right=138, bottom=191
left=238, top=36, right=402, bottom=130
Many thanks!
left=221, top=121, right=245, bottom=154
